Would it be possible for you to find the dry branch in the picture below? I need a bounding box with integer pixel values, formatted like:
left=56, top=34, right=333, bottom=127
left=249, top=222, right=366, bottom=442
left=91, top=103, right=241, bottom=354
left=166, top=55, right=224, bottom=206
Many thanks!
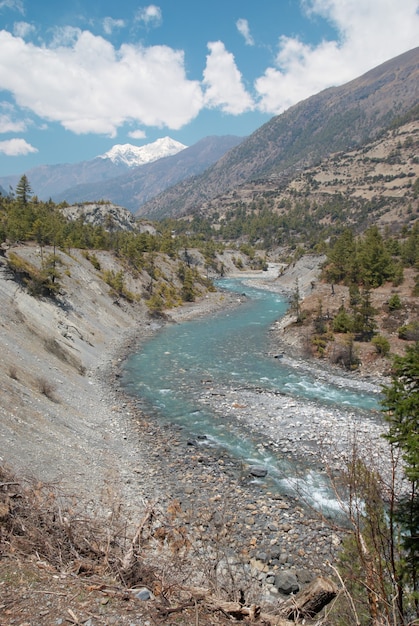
left=119, top=504, right=154, bottom=578
left=280, top=575, right=338, bottom=620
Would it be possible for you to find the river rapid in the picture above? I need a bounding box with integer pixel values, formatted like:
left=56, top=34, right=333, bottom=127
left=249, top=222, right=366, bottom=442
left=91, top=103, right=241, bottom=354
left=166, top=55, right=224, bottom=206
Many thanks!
left=122, top=277, right=388, bottom=517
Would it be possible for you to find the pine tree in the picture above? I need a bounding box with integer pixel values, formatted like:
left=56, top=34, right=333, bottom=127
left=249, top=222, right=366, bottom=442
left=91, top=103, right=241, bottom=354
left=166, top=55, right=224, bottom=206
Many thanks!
left=357, top=225, right=394, bottom=287
left=382, top=342, right=419, bottom=619
left=352, top=287, right=377, bottom=341
left=325, top=228, right=357, bottom=284
left=15, top=175, right=33, bottom=205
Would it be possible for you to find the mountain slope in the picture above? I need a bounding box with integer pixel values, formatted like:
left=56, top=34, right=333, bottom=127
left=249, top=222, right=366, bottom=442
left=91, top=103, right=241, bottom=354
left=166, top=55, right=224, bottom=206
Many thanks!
left=0, top=136, right=187, bottom=200
left=138, top=46, right=419, bottom=219
left=53, top=135, right=244, bottom=210
left=190, top=114, right=418, bottom=243
left=0, top=159, right=126, bottom=200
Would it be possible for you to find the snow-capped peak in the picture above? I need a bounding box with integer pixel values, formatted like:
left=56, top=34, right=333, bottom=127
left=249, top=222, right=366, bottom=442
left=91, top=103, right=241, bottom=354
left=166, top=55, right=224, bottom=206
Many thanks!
left=99, top=136, right=187, bottom=167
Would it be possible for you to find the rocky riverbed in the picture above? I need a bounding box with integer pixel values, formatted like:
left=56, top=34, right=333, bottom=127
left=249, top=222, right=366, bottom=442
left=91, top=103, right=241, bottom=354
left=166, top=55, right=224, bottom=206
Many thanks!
left=93, top=263, right=394, bottom=601
left=0, top=248, right=393, bottom=605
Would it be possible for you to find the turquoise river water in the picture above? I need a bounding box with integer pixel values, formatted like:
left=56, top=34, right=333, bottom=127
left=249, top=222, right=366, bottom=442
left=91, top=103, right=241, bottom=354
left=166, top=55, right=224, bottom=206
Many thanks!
left=122, top=278, right=381, bottom=510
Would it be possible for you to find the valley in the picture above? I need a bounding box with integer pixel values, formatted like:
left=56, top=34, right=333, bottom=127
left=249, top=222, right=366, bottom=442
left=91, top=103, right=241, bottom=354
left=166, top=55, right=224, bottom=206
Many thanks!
left=0, top=46, right=418, bottom=625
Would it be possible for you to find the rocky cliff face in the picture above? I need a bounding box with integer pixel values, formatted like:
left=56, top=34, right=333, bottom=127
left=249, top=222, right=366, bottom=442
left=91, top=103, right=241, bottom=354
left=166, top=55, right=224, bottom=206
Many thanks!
left=61, top=202, right=139, bottom=231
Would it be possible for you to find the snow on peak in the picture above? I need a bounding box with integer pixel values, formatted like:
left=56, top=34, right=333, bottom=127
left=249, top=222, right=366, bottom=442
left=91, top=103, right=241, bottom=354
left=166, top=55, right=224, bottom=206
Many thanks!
left=99, top=136, right=187, bottom=167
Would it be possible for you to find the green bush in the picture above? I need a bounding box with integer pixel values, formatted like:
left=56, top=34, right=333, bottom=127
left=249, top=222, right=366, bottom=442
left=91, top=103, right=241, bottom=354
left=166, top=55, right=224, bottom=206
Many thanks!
left=371, top=335, right=390, bottom=356
left=83, top=251, right=101, bottom=270
left=398, top=321, right=419, bottom=341
left=7, top=252, right=61, bottom=298
left=388, top=294, right=402, bottom=311
left=332, top=307, right=354, bottom=333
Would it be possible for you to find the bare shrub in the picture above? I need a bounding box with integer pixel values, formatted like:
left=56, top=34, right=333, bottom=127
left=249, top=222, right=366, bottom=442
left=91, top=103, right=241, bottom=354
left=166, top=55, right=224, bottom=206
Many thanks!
left=8, top=364, right=18, bottom=380
left=330, top=337, right=360, bottom=370
left=36, top=376, right=57, bottom=401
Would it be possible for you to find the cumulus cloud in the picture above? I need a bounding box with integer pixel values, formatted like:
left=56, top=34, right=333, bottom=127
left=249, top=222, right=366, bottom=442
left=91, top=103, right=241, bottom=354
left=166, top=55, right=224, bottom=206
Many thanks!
left=50, top=26, right=82, bottom=48
left=203, top=41, right=254, bottom=115
left=0, top=138, right=37, bottom=155
left=236, top=18, right=254, bottom=46
left=0, top=0, right=417, bottom=145
left=135, top=5, right=162, bottom=28
left=0, top=30, right=204, bottom=136
left=128, top=129, right=147, bottom=139
left=255, top=0, right=419, bottom=114
left=103, top=17, right=125, bottom=36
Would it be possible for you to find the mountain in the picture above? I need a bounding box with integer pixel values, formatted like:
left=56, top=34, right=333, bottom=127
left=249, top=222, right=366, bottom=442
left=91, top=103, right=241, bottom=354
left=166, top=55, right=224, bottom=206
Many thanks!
left=98, top=136, right=187, bottom=167
left=0, top=136, right=187, bottom=200
left=189, top=114, right=419, bottom=239
left=0, top=135, right=242, bottom=210
left=52, top=135, right=244, bottom=209
left=138, top=47, right=419, bottom=219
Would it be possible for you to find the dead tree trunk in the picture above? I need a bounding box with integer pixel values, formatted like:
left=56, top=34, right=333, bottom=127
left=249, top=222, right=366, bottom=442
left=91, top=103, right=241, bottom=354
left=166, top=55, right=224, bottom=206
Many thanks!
left=280, top=576, right=338, bottom=621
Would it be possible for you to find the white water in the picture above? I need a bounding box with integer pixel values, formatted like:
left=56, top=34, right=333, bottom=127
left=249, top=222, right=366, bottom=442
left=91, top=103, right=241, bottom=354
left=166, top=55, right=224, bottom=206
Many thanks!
left=123, top=279, right=382, bottom=514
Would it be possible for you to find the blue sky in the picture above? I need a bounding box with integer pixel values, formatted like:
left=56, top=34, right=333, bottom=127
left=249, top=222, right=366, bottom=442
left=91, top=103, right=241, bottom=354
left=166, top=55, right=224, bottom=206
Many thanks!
left=0, top=0, right=418, bottom=176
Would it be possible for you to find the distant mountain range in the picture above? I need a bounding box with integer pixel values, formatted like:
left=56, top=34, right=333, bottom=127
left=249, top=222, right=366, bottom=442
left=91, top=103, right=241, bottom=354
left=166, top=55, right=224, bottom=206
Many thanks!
left=0, top=135, right=242, bottom=209
left=52, top=135, right=243, bottom=210
left=138, top=46, right=419, bottom=219
left=2, top=47, right=418, bottom=222
left=98, top=137, right=187, bottom=167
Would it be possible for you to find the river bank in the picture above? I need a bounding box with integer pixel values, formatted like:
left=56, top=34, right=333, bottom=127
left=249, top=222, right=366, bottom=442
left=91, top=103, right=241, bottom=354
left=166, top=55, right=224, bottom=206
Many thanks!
left=95, top=260, right=391, bottom=580
left=0, top=247, right=392, bottom=620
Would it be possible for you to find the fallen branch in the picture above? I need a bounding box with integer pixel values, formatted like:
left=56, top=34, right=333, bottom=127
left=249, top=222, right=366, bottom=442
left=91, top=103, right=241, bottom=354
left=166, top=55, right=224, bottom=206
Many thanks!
left=280, top=575, right=338, bottom=620
left=121, top=507, right=154, bottom=572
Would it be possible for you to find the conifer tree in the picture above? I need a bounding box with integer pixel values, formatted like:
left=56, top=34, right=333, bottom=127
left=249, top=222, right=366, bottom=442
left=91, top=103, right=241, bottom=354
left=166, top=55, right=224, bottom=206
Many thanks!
left=15, top=175, right=32, bottom=205
left=382, top=342, right=419, bottom=619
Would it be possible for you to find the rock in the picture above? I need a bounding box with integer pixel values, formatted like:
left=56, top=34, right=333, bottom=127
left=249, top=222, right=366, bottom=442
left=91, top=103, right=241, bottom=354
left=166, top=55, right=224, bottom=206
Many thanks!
left=275, top=570, right=300, bottom=595
left=249, top=466, right=268, bottom=478
left=132, top=587, right=154, bottom=601
left=296, top=569, right=314, bottom=584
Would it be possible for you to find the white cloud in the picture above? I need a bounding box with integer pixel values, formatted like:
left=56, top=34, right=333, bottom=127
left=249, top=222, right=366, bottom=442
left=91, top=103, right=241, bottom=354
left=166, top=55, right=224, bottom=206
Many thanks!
left=103, top=17, right=125, bottom=36
left=0, top=30, right=204, bottom=135
left=0, top=112, right=26, bottom=133
left=135, top=5, right=162, bottom=27
left=203, top=41, right=254, bottom=115
left=0, top=0, right=24, bottom=14
left=0, top=138, right=37, bottom=155
left=13, top=21, right=35, bottom=38
left=50, top=26, right=82, bottom=48
left=236, top=18, right=254, bottom=46
left=0, top=0, right=417, bottom=143
left=255, top=0, right=419, bottom=114
left=128, top=129, right=147, bottom=139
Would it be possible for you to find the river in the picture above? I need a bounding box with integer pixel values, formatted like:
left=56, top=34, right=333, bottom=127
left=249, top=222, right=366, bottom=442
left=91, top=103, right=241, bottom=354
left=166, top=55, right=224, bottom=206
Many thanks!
left=122, top=278, right=383, bottom=513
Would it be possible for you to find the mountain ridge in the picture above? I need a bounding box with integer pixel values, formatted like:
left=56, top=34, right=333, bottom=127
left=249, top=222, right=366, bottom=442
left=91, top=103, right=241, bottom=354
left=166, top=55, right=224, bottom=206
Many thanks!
left=0, top=135, right=243, bottom=208
left=137, top=46, right=419, bottom=219
left=52, top=135, right=244, bottom=209
left=98, top=136, right=187, bottom=167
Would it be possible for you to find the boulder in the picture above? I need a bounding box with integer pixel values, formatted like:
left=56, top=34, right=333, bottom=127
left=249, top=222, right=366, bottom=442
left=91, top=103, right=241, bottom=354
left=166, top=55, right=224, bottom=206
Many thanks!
left=249, top=466, right=268, bottom=478
left=275, top=570, right=299, bottom=595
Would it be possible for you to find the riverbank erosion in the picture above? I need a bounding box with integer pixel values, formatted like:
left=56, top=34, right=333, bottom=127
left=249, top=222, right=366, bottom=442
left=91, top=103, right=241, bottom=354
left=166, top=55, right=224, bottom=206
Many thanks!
left=0, top=245, right=391, bottom=623
left=0, top=244, right=240, bottom=507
